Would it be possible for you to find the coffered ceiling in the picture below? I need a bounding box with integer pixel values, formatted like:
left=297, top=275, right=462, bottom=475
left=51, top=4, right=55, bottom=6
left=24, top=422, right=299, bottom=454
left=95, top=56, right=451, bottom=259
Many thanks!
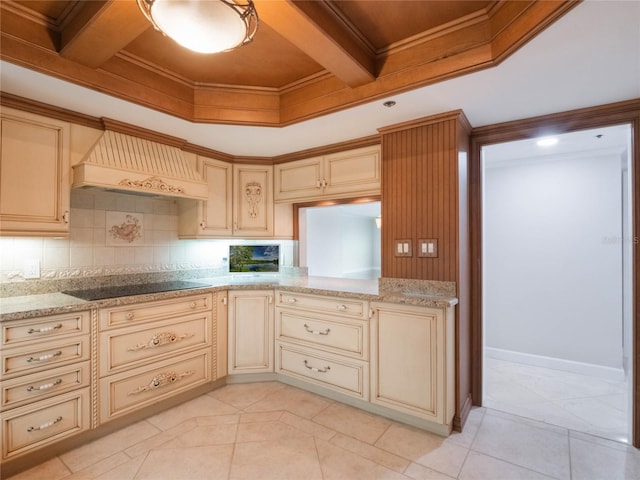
left=0, top=0, right=578, bottom=127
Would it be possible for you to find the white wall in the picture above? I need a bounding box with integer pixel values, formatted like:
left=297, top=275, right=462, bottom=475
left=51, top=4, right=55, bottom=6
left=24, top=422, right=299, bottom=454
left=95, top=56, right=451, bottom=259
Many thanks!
left=305, top=204, right=381, bottom=279
left=484, top=152, right=624, bottom=369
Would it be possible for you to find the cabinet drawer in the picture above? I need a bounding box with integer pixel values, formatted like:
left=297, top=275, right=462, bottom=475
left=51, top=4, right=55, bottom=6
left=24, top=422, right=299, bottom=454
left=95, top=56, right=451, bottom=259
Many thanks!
left=100, top=293, right=212, bottom=330
left=276, top=343, right=368, bottom=400
left=2, top=336, right=90, bottom=379
left=100, top=312, right=211, bottom=375
left=276, top=291, right=368, bottom=319
left=276, top=309, right=367, bottom=359
left=1, top=361, right=90, bottom=411
left=100, top=349, right=211, bottom=423
left=1, top=388, right=90, bottom=460
left=2, top=311, right=90, bottom=348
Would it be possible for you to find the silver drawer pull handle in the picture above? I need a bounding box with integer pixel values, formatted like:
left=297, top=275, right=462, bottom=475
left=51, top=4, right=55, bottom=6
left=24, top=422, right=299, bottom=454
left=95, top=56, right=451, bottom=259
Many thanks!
left=27, top=324, right=62, bottom=334
left=303, top=324, right=330, bottom=336
left=127, top=370, right=194, bottom=395
left=127, top=332, right=195, bottom=351
left=126, top=312, right=135, bottom=320
left=27, top=379, right=63, bottom=392
left=287, top=297, right=297, bottom=303
left=190, top=302, right=197, bottom=309
left=336, top=304, right=348, bottom=311
left=27, top=416, right=62, bottom=432
left=27, top=351, right=62, bottom=363
left=303, top=360, right=330, bottom=373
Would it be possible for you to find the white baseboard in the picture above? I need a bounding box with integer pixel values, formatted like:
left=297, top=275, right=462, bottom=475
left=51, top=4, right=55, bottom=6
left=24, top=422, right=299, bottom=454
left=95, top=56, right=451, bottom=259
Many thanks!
left=484, top=347, right=626, bottom=382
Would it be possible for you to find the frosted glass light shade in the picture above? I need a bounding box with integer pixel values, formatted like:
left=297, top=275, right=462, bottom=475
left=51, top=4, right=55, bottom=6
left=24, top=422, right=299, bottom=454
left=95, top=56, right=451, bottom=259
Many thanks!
left=138, top=0, right=258, bottom=54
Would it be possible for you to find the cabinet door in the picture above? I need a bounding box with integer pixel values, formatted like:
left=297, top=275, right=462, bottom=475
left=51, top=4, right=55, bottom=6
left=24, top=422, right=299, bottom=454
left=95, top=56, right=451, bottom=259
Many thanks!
left=200, top=157, right=233, bottom=236
left=228, top=290, right=274, bottom=374
left=233, top=164, right=274, bottom=236
left=324, top=146, right=380, bottom=197
left=274, top=157, right=323, bottom=202
left=0, top=109, right=70, bottom=236
left=177, top=156, right=232, bottom=238
left=370, top=303, right=450, bottom=424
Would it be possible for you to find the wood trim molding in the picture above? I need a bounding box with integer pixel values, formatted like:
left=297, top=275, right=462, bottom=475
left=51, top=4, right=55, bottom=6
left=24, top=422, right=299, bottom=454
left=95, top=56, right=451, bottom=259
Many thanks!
left=272, top=135, right=381, bottom=164
left=0, top=92, right=102, bottom=129
left=469, top=97, right=640, bottom=447
left=100, top=118, right=187, bottom=149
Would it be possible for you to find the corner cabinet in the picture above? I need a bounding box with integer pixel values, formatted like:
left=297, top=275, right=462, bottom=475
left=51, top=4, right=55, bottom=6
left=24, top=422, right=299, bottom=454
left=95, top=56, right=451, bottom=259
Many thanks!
left=228, top=290, right=274, bottom=375
left=369, top=302, right=455, bottom=433
left=274, top=145, right=381, bottom=203
left=178, top=158, right=292, bottom=239
left=0, top=108, right=71, bottom=236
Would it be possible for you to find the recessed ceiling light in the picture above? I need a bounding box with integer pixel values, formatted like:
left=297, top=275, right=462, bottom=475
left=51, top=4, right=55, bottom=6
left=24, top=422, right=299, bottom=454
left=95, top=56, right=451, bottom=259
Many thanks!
left=536, top=137, right=558, bottom=147
left=383, top=100, right=396, bottom=108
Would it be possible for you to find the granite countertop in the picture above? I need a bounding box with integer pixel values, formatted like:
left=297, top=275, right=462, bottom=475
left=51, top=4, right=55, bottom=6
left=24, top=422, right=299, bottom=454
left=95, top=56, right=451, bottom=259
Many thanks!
left=0, top=276, right=458, bottom=321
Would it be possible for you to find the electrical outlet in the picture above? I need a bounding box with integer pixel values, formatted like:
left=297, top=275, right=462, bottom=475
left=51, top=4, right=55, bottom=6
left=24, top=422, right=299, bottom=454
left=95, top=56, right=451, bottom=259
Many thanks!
left=23, top=259, right=41, bottom=279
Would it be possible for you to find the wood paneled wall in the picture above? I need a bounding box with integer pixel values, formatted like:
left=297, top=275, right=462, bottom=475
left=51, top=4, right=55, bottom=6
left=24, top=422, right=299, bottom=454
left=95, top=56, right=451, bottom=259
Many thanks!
left=379, top=110, right=472, bottom=429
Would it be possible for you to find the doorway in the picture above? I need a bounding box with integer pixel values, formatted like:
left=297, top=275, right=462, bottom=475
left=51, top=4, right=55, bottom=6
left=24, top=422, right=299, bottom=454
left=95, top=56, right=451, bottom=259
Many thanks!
left=481, top=125, right=633, bottom=443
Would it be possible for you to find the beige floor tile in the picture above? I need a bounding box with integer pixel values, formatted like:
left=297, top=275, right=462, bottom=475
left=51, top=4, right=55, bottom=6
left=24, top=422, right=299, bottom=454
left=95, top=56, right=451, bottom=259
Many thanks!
left=279, top=411, right=337, bottom=440
left=124, top=419, right=198, bottom=458
left=316, top=438, right=410, bottom=480
left=239, top=411, right=283, bottom=423
left=472, top=413, right=570, bottom=480
left=446, top=407, right=485, bottom=449
left=208, top=381, right=286, bottom=409
left=235, top=420, right=311, bottom=443
left=375, top=423, right=468, bottom=478
left=60, top=420, right=161, bottom=472
left=243, top=384, right=332, bottom=418
left=64, top=452, right=133, bottom=480
left=330, top=433, right=410, bottom=473
left=93, top=455, right=145, bottom=480
left=570, top=436, right=640, bottom=480
left=146, top=395, right=239, bottom=431
left=134, top=445, right=234, bottom=480
left=158, top=423, right=238, bottom=448
left=312, top=402, right=391, bottom=444
left=403, top=463, right=456, bottom=480
left=196, top=413, right=240, bottom=426
left=459, top=451, right=555, bottom=480
left=5, top=457, right=71, bottom=480
left=229, top=436, right=323, bottom=480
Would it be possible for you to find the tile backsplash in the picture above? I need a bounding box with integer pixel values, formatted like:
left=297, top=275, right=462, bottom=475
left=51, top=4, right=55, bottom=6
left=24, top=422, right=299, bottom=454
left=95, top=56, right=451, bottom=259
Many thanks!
left=0, top=189, right=295, bottom=284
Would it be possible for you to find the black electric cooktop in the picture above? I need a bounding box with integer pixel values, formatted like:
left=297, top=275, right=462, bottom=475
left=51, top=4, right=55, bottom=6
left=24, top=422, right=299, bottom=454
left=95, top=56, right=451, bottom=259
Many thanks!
left=62, top=280, right=208, bottom=301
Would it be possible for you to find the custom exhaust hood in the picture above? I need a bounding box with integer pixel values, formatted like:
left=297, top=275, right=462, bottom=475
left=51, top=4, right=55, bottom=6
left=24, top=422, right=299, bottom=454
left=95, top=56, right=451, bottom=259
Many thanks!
left=72, top=127, right=208, bottom=201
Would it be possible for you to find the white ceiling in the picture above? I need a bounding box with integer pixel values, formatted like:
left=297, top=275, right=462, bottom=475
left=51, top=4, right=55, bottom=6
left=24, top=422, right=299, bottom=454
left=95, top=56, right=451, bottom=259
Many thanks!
left=1, top=0, right=639, bottom=158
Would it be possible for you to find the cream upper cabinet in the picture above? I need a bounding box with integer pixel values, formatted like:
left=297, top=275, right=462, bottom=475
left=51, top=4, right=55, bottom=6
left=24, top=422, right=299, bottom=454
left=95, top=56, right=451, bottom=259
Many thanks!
left=274, top=145, right=380, bottom=203
left=179, top=160, right=292, bottom=238
left=178, top=156, right=233, bottom=237
left=369, top=302, right=455, bottom=433
left=228, top=290, right=274, bottom=375
left=0, top=108, right=71, bottom=236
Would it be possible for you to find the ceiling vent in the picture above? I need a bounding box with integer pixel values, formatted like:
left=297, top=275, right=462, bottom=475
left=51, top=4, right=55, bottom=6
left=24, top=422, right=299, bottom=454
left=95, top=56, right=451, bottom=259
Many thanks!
left=72, top=130, right=208, bottom=200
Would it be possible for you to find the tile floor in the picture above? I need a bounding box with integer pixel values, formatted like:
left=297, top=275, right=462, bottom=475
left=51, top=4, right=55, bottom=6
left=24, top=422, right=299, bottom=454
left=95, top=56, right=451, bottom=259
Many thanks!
left=5, top=381, right=640, bottom=480
left=484, top=357, right=630, bottom=444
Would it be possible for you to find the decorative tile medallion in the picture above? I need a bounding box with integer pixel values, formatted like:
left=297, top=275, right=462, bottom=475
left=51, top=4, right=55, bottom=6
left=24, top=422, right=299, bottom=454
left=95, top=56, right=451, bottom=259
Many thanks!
left=106, top=211, right=144, bottom=245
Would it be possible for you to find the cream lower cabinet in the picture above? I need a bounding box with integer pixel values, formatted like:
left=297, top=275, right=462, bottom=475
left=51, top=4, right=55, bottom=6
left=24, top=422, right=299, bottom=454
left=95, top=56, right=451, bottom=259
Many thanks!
left=0, top=108, right=71, bottom=236
left=228, top=290, right=274, bottom=375
left=1, top=311, right=91, bottom=462
left=369, top=302, right=455, bottom=430
left=98, top=293, right=214, bottom=423
left=274, top=145, right=381, bottom=203
left=274, top=290, right=369, bottom=400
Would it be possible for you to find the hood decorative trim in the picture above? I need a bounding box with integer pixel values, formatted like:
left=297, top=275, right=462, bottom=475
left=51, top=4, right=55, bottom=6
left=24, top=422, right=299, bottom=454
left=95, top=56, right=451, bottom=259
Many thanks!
left=72, top=130, right=208, bottom=200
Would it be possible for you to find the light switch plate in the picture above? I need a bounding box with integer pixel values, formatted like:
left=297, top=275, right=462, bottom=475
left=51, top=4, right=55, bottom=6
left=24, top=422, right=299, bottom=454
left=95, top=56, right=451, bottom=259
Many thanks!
left=418, top=239, right=438, bottom=258
left=23, top=259, right=41, bottom=279
left=394, top=239, right=412, bottom=257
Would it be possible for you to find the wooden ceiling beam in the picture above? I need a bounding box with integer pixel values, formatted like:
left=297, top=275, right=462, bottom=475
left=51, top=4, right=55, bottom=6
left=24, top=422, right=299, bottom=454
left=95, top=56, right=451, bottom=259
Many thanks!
left=254, top=0, right=376, bottom=88
left=60, top=0, right=150, bottom=69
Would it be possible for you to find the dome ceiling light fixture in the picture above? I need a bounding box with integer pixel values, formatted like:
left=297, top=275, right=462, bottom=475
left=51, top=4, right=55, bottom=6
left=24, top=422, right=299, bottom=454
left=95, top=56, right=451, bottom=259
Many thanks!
left=137, top=0, right=258, bottom=54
